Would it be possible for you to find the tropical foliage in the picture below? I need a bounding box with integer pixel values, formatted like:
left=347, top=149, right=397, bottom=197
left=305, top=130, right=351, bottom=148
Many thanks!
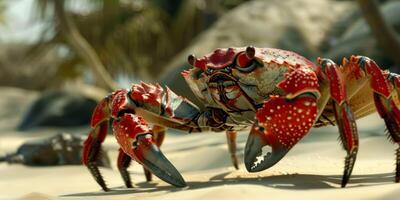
left=32, top=0, right=249, bottom=90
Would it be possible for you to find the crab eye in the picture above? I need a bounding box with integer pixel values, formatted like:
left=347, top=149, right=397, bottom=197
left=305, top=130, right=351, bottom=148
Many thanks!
left=235, top=46, right=258, bottom=72
left=187, top=54, right=207, bottom=71
left=188, top=54, right=196, bottom=66
left=236, top=46, right=255, bottom=67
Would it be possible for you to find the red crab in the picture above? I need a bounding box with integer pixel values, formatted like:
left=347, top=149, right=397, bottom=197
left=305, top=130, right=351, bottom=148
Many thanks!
left=83, top=46, right=400, bottom=191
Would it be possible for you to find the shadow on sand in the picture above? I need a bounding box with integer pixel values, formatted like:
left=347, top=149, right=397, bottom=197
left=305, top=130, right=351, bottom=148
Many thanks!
left=62, top=172, right=395, bottom=197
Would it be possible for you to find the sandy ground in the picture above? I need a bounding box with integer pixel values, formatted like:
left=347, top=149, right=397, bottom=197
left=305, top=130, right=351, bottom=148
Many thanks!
left=1, top=87, right=400, bottom=200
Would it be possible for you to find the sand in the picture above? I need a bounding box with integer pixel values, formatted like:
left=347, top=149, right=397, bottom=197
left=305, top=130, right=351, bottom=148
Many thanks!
left=1, top=87, right=400, bottom=200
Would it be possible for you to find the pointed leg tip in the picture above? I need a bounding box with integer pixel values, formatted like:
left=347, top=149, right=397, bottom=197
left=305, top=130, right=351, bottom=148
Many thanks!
left=144, top=173, right=153, bottom=182
left=231, top=157, right=239, bottom=170
left=341, top=180, right=348, bottom=188
left=341, top=175, right=350, bottom=188
left=126, top=182, right=133, bottom=188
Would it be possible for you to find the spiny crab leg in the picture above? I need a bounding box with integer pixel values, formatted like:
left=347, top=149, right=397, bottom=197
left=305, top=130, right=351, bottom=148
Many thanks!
left=318, top=58, right=359, bottom=187
left=319, top=55, right=400, bottom=186
left=82, top=121, right=109, bottom=191
left=117, top=148, right=133, bottom=188
left=345, top=55, right=400, bottom=183
left=375, top=90, right=400, bottom=182
left=360, top=58, right=400, bottom=183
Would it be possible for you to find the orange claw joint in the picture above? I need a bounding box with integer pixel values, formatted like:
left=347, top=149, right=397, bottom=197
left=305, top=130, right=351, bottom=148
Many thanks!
left=245, top=94, right=318, bottom=172
left=113, top=113, right=186, bottom=187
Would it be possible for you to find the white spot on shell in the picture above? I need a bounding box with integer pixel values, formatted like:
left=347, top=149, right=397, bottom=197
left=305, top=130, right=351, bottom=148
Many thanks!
left=297, top=109, right=303, bottom=113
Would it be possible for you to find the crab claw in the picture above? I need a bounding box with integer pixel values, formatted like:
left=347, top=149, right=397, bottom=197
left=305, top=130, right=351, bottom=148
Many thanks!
left=113, top=113, right=186, bottom=188
left=133, top=134, right=186, bottom=188
left=244, top=124, right=289, bottom=172
left=244, top=94, right=318, bottom=172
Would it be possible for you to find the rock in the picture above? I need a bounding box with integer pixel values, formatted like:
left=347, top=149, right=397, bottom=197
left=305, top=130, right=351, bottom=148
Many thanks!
left=18, top=90, right=97, bottom=130
left=0, top=87, right=38, bottom=131
left=324, top=1, right=400, bottom=69
left=159, top=0, right=355, bottom=105
left=0, top=132, right=111, bottom=167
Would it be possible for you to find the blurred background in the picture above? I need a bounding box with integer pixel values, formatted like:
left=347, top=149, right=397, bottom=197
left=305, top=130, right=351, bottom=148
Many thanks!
left=0, top=0, right=400, bottom=129
left=0, top=0, right=399, bottom=199
left=0, top=0, right=398, bottom=147
left=0, top=0, right=399, bottom=131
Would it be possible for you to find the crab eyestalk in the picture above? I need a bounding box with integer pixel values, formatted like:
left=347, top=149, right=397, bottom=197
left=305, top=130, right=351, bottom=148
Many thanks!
left=132, top=133, right=186, bottom=188
left=187, top=54, right=207, bottom=71
left=244, top=123, right=289, bottom=172
left=236, top=46, right=256, bottom=68
left=188, top=54, right=196, bottom=66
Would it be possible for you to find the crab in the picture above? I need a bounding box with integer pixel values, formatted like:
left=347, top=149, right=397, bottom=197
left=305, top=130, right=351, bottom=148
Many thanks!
left=83, top=46, right=400, bottom=191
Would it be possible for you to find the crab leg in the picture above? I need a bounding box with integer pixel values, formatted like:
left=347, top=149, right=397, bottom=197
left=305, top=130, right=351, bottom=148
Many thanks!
left=340, top=55, right=400, bottom=184
left=333, top=102, right=359, bottom=187
left=82, top=121, right=110, bottom=191
left=319, top=58, right=359, bottom=187
left=82, top=95, right=115, bottom=191
left=374, top=92, right=400, bottom=182
left=353, top=56, right=400, bottom=183
left=226, top=130, right=239, bottom=169
left=117, top=148, right=133, bottom=188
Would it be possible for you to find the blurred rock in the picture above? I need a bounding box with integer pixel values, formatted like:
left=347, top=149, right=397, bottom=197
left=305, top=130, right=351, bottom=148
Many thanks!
left=0, top=87, right=38, bottom=131
left=0, top=132, right=111, bottom=167
left=160, top=0, right=355, bottom=105
left=18, top=90, right=97, bottom=130
left=324, top=1, right=400, bottom=70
